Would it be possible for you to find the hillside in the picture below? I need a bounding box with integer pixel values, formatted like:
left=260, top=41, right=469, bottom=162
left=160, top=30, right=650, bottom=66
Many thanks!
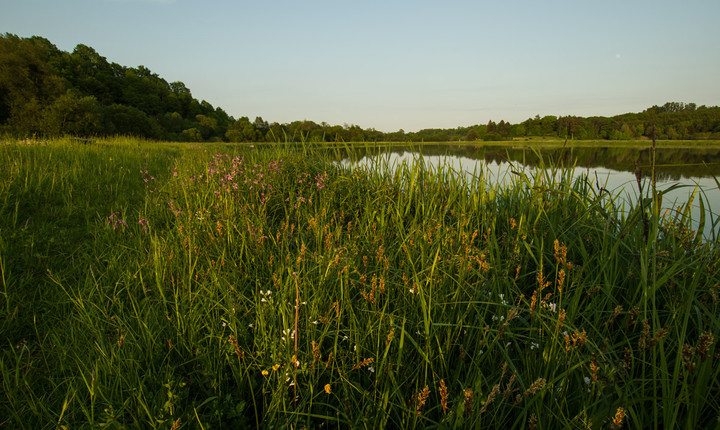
left=2, top=33, right=719, bottom=142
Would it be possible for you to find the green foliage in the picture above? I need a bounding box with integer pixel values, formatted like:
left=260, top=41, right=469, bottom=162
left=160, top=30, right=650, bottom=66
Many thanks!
left=0, top=33, right=228, bottom=141
left=1, top=32, right=719, bottom=143
left=1, top=138, right=718, bottom=428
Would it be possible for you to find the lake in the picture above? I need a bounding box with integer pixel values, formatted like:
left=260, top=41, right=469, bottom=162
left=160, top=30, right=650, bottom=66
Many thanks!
left=341, top=144, right=720, bottom=240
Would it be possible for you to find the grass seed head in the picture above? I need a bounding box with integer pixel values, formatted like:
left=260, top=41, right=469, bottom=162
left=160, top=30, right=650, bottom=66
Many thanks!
left=697, top=332, right=714, bottom=361
left=480, top=384, right=500, bottom=414
left=439, top=379, right=449, bottom=414
left=415, top=385, right=430, bottom=416
left=610, top=407, right=625, bottom=429
left=463, top=388, right=474, bottom=416
left=352, top=357, right=374, bottom=370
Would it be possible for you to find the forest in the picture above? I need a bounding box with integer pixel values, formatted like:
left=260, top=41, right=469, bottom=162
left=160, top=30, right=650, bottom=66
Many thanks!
left=2, top=33, right=720, bottom=143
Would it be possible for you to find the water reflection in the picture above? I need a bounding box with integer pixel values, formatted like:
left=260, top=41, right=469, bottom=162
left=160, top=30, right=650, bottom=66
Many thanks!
left=341, top=144, right=720, bottom=238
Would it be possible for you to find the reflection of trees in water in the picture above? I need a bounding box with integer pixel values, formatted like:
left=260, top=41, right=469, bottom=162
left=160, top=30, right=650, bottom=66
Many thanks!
left=343, top=144, right=720, bottom=180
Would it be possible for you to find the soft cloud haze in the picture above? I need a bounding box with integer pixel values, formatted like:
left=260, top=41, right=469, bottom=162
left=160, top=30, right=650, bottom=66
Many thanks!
left=2, top=0, right=718, bottom=131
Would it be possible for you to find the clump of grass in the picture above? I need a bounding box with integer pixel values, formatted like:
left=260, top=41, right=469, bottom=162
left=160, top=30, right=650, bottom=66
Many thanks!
left=0, top=137, right=718, bottom=428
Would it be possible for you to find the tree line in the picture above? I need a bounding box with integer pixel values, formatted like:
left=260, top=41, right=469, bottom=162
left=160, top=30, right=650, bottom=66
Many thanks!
left=2, top=33, right=719, bottom=142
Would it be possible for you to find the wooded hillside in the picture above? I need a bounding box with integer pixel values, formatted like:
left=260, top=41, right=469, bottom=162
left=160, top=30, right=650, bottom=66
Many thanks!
left=2, top=33, right=719, bottom=142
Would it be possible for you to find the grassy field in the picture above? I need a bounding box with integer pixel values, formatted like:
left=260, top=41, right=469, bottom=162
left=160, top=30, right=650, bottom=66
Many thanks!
left=1, top=137, right=719, bottom=428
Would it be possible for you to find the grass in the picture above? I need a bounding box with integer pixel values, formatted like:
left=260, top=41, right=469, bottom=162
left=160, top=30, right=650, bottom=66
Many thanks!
left=1, top=137, right=719, bottom=428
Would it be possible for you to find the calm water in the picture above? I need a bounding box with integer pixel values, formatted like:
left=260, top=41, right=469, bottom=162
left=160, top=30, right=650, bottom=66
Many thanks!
left=342, top=144, right=720, bottom=239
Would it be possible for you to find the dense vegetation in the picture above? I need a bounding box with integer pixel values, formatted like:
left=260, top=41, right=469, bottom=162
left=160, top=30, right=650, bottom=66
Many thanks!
left=2, top=33, right=720, bottom=143
left=1, top=137, right=718, bottom=428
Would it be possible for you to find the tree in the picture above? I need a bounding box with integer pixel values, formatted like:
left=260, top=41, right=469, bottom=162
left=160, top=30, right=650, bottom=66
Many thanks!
left=181, top=128, right=202, bottom=142
left=225, top=116, right=257, bottom=142
left=254, top=116, right=268, bottom=130
left=43, top=90, right=102, bottom=135
left=195, top=114, right=217, bottom=140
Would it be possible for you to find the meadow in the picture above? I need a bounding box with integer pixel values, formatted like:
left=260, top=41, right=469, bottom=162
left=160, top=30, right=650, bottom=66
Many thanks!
left=1, top=137, right=718, bottom=429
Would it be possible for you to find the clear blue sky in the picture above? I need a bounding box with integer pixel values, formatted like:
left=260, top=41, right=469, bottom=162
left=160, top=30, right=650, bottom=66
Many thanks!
left=2, top=0, right=719, bottom=132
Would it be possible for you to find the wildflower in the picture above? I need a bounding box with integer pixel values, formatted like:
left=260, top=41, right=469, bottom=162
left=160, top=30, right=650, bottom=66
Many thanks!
left=272, top=364, right=280, bottom=371
left=108, top=213, right=128, bottom=230
left=499, top=293, right=507, bottom=305
left=324, top=384, right=332, bottom=394
left=261, top=370, right=269, bottom=376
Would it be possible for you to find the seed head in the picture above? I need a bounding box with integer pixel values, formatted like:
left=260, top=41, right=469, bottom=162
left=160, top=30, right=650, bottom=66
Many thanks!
left=610, top=406, right=625, bottom=429
left=697, top=332, right=715, bottom=361
left=439, top=379, right=449, bottom=414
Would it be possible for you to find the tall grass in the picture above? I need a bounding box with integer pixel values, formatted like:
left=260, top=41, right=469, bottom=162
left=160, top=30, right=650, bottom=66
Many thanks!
left=1, top=137, right=718, bottom=428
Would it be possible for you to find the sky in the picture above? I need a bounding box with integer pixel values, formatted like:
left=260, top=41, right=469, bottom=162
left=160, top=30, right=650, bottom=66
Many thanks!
left=2, top=0, right=719, bottom=132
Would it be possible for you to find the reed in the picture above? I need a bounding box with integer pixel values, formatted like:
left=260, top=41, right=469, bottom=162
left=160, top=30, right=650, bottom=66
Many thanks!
left=0, top=137, right=718, bottom=428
